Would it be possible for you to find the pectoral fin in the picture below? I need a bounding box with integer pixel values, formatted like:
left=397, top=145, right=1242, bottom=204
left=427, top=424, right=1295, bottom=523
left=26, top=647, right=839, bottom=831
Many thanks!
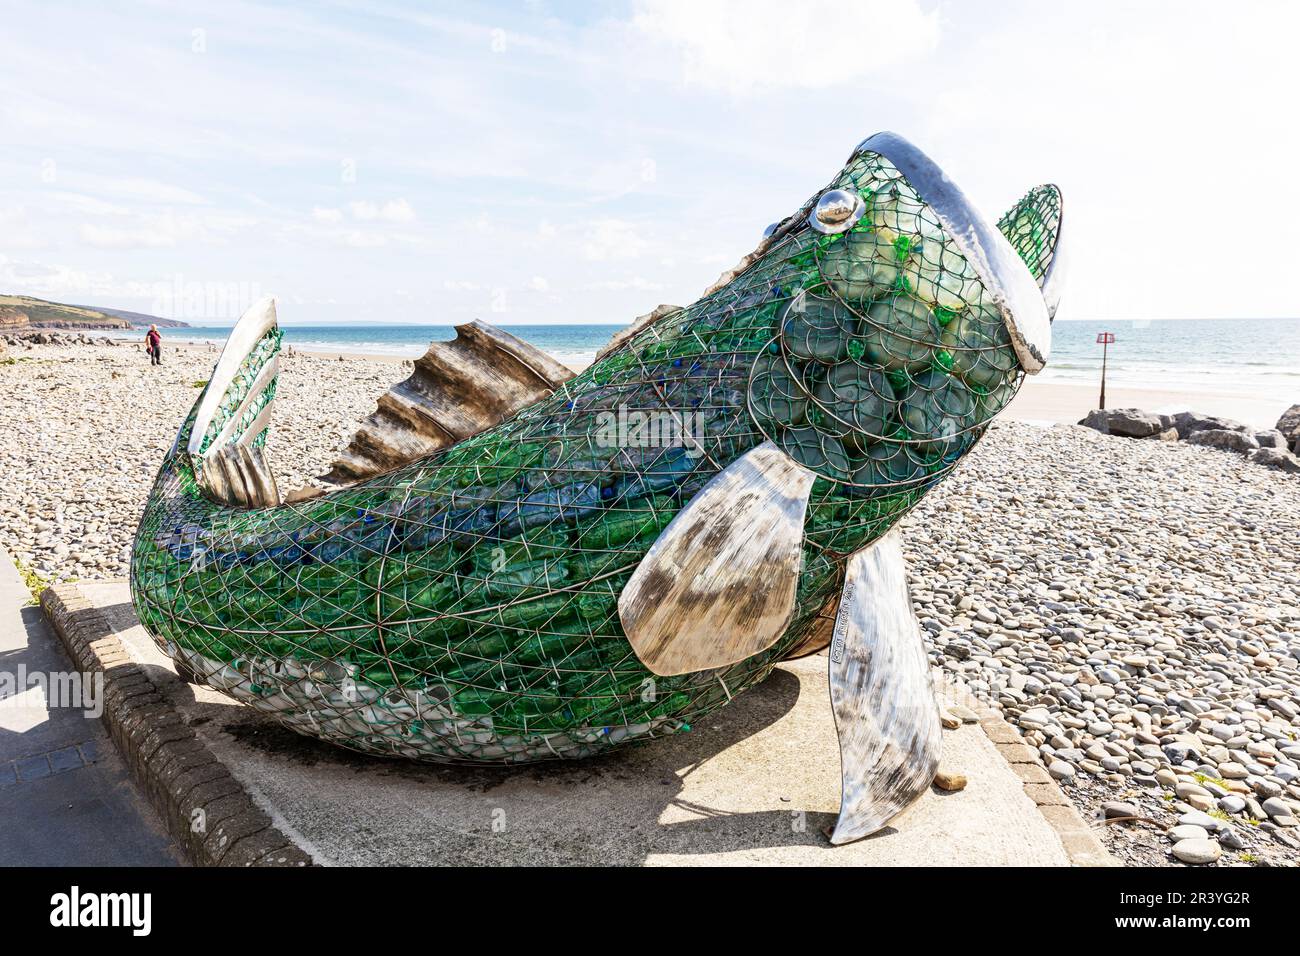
left=619, top=441, right=817, bottom=677
left=828, top=530, right=941, bottom=844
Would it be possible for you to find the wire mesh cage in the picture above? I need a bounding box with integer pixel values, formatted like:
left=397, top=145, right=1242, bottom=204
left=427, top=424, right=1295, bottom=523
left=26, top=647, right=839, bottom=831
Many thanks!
left=130, top=143, right=1056, bottom=764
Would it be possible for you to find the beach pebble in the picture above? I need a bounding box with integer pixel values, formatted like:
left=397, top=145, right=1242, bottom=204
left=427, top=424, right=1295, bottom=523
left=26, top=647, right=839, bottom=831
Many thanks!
left=1181, top=811, right=1223, bottom=836
left=1102, top=801, right=1138, bottom=820
left=1048, top=760, right=1075, bottom=781
left=1219, top=795, right=1247, bottom=814
left=933, top=769, right=967, bottom=792
left=1172, top=838, right=1222, bottom=864
left=1219, top=829, right=1247, bottom=850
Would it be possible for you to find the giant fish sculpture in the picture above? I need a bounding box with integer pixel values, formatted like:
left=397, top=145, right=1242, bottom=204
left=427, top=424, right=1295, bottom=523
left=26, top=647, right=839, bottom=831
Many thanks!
left=131, top=132, right=1065, bottom=843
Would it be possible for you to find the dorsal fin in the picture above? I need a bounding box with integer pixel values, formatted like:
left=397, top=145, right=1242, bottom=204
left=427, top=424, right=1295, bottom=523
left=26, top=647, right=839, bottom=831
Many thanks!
left=595, top=303, right=682, bottom=361
left=322, top=321, right=574, bottom=485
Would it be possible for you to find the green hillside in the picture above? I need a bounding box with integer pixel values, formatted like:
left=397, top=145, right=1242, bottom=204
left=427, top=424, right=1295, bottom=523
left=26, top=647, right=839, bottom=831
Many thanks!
left=0, top=295, right=187, bottom=330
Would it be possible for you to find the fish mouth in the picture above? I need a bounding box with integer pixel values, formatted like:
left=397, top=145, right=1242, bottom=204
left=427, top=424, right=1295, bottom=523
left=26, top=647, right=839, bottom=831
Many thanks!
left=850, top=131, right=1053, bottom=373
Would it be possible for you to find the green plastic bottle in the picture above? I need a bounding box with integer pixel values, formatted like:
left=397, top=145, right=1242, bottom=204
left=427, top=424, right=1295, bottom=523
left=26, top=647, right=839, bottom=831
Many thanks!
left=811, top=360, right=896, bottom=449
left=779, top=293, right=853, bottom=364
left=860, top=295, right=941, bottom=372
left=898, top=370, right=977, bottom=461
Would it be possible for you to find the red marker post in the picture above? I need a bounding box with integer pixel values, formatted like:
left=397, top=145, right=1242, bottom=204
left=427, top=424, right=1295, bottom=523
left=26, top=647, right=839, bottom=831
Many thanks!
left=1096, top=332, right=1115, bottom=409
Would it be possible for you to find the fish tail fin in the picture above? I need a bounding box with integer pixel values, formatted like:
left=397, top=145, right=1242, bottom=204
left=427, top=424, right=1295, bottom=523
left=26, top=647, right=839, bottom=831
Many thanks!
left=186, top=296, right=283, bottom=507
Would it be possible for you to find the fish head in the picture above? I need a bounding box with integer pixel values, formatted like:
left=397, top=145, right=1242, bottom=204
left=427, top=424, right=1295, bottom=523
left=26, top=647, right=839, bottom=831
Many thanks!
left=743, top=131, right=1064, bottom=492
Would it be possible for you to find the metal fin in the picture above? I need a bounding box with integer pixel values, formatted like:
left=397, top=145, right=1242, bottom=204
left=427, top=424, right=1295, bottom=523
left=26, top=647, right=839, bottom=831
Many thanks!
left=997, top=183, right=1068, bottom=323
left=829, top=530, right=942, bottom=845
left=188, top=296, right=284, bottom=508
left=188, top=296, right=279, bottom=458
left=196, top=444, right=281, bottom=509
left=323, top=320, right=575, bottom=485
left=618, top=441, right=817, bottom=677
left=595, top=304, right=683, bottom=361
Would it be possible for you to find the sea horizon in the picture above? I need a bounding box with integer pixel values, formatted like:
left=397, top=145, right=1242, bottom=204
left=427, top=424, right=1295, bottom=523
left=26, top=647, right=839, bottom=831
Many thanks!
left=136, top=316, right=1300, bottom=406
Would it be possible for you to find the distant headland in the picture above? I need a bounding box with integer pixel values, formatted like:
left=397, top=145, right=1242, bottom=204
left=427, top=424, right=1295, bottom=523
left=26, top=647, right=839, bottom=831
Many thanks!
left=0, top=294, right=189, bottom=331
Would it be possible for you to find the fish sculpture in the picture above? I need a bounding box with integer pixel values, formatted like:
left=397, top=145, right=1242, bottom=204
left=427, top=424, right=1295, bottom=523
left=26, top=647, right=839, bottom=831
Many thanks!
left=131, top=132, right=1066, bottom=843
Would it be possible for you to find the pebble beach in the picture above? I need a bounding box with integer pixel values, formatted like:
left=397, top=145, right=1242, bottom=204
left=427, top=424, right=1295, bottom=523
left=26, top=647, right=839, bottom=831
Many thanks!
left=1, top=337, right=1298, bottom=867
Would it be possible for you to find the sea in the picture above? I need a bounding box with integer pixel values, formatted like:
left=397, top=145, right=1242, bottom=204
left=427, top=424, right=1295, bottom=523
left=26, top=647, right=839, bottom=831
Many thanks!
left=140, top=318, right=1300, bottom=406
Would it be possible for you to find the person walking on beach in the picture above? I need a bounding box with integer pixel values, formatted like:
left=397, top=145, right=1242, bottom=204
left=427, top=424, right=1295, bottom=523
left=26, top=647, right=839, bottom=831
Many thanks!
left=145, top=324, right=162, bottom=366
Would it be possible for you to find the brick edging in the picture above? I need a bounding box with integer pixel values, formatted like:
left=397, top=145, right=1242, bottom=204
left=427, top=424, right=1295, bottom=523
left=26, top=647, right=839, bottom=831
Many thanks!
left=40, top=583, right=312, bottom=867
left=945, top=681, right=1118, bottom=866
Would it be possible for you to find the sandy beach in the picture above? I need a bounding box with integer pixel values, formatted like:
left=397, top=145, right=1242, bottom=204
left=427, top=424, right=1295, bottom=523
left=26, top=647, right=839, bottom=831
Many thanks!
left=1006, top=379, right=1289, bottom=432
left=2, top=336, right=1299, bottom=867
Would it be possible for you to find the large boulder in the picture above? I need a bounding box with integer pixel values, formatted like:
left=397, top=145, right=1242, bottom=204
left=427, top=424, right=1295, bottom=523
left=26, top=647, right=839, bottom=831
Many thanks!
left=1251, top=447, right=1300, bottom=474
left=1277, top=404, right=1300, bottom=452
left=1078, top=407, right=1164, bottom=438
left=1255, top=429, right=1288, bottom=449
left=1171, top=411, right=1252, bottom=439
left=1186, top=429, right=1260, bottom=454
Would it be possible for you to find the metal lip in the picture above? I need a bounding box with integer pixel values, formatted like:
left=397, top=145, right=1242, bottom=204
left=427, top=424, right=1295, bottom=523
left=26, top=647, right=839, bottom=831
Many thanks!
left=851, top=132, right=1051, bottom=373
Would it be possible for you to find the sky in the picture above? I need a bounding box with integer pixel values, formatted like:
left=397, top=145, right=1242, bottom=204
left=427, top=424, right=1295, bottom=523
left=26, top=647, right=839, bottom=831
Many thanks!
left=1, top=0, right=1298, bottom=326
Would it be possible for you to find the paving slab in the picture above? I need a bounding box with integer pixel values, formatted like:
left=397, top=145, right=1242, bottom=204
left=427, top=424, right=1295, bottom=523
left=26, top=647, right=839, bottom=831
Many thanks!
left=0, top=550, right=181, bottom=866
left=56, top=578, right=1112, bottom=866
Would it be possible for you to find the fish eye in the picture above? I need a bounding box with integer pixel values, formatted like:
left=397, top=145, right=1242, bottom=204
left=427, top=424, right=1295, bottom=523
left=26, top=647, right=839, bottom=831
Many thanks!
left=809, top=189, right=865, bottom=235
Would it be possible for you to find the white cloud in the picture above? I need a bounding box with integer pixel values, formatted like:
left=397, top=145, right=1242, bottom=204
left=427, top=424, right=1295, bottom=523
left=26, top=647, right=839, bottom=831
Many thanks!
left=341, top=230, right=387, bottom=248
left=528, top=275, right=550, bottom=292
left=79, top=223, right=177, bottom=249
left=65, top=174, right=207, bottom=206
left=3, top=1, right=1297, bottom=323
left=581, top=219, right=650, bottom=261
left=579, top=276, right=665, bottom=292
left=0, top=206, right=44, bottom=249
left=51, top=192, right=131, bottom=216
left=349, top=198, right=416, bottom=222
left=74, top=208, right=253, bottom=250
left=630, top=0, right=940, bottom=94
left=0, top=254, right=119, bottom=300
